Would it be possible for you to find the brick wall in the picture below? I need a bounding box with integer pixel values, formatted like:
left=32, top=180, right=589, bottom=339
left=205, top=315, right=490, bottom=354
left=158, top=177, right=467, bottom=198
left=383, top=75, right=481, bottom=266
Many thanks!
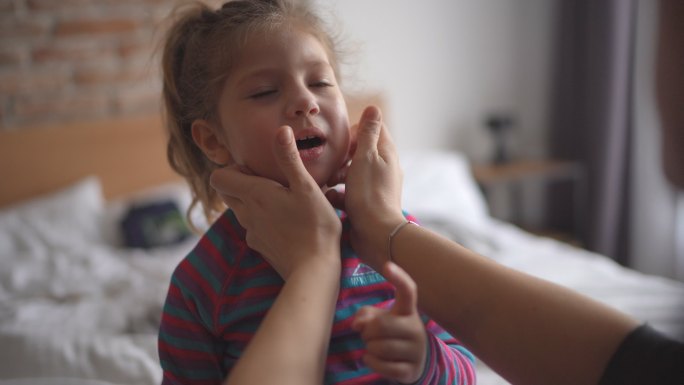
left=0, top=0, right=218, bottom=130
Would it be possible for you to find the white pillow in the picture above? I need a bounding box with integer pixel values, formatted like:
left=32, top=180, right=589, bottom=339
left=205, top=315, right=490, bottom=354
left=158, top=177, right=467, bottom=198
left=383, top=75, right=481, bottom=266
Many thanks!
left=0, top=177, right=105, bottom=253
left=400, top=150, right=489, bottom=226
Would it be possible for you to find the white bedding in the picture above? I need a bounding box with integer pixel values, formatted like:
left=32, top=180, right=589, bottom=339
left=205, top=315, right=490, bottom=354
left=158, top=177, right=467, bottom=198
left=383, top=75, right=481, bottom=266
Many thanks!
left=1, top=152, right=683, bottom=385
left=0, top=239, right=193, bottom=384
left=0, top=179, right=195, bottom=384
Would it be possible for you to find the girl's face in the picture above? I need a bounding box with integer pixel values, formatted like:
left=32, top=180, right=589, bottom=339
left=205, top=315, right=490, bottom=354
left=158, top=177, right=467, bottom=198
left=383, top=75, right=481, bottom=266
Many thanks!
left=215, top=27, right=350, bottom=187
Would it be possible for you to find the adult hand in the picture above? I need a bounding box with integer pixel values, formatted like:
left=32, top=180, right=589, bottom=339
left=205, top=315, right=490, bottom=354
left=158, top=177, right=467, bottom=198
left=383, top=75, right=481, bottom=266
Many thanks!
left=352, top=262, right=427, bottom=384
left=326, top=106, right=405, bottom=270
left=210, top=126, right=342, bottom=280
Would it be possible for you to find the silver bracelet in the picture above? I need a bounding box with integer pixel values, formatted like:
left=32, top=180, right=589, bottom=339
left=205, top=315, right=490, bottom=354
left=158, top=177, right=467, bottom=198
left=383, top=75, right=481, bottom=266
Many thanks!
left=388, top=220, right=418, bottom=262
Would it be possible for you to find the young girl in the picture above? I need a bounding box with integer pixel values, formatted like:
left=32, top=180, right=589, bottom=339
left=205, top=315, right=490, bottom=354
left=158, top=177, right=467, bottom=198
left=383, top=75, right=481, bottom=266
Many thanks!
left=157, top=1, right=476, bottom=384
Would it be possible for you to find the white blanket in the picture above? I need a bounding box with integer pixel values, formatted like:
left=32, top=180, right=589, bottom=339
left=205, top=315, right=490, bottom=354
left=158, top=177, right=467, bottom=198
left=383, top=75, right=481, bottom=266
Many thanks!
left=0, top=237, right=193, bottom=384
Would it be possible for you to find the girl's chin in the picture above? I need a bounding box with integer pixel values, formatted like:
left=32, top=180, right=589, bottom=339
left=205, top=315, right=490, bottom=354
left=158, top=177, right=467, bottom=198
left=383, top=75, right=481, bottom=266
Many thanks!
left=299, top=162, right=332, bottom=186
left=312, top=172, right=334, bottom=188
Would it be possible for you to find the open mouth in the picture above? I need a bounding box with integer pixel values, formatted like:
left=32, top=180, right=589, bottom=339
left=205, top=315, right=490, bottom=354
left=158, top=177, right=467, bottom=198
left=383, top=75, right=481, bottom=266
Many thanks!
left=296, top=136, right=325, bottom=150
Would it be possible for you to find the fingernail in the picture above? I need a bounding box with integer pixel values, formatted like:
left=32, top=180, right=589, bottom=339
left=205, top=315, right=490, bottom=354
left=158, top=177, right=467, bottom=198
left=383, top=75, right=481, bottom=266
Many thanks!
left=278, top=127, right=293, bottom=145
left=362, top=106, right=381, bottom=122
left=385, top=261, right=396, bottom=273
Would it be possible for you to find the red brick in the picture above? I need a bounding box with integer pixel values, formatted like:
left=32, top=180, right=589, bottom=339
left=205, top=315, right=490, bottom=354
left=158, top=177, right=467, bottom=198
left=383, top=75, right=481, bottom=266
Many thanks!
left=0, top=17, right=52, bottom=39
left=26, top=0, right=92, bottom=12
left=74, top=64, right=147, bottom=86
left=0, top=0, right=194, bottom=129
left=32, top=41, right=116, bottom=64
left=118, top=39, right=156, bottom=59
left=114, top=83, right=161, bottom=114
left=73, top=64, right=117, bottom=85
left=55, top=17, right=141, bottom=37
left=106, top=0, right=167, bottom=5
left=0, top=97, right=6, bottom=129
left=0, top=69, right=70, bottom=94
left=0, top=0, right=16, bottom=13
left=0, top=48, right=26, bottom=66
left=13, top=92, right=110, bottom=122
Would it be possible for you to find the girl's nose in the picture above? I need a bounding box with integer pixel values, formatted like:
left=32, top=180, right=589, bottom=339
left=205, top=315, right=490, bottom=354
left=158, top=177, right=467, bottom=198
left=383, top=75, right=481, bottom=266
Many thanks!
left=287, top=88, right=320, bottom=118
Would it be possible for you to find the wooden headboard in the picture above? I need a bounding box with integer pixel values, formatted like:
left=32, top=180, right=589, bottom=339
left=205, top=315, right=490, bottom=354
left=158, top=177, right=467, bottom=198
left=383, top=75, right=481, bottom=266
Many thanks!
left=0, top=93, right=384, bottom=208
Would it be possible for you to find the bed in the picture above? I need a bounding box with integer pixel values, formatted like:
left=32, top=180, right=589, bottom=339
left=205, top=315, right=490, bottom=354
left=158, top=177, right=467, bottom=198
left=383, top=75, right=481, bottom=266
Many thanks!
left=1, top=96, right=683, bottom=385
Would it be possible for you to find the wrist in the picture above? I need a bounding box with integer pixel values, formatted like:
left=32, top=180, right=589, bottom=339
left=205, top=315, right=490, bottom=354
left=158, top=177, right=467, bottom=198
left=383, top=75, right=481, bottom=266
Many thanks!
left=363, top=213, right=407, bottom=270
left=278, top=238, right=341, bottom=282
left=291, top=249, right=341, bottom=276
left=388, top=220, right=418, bottom=263
left=402, top=333, right=429, bottom=385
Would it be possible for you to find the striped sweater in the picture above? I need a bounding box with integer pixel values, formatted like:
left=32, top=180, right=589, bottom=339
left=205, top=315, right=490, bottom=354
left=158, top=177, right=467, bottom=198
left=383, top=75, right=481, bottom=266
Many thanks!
left=158, top=209, right=476, bottom=384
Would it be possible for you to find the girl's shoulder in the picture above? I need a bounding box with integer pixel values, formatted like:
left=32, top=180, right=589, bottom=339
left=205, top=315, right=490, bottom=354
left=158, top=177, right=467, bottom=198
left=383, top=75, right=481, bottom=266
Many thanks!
left=173, top=209, right=253, bottom=286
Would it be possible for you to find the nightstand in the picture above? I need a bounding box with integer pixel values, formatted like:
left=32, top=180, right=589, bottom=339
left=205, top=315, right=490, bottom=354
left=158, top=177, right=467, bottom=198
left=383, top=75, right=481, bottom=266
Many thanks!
left=471, top=159, right=584, bottom=244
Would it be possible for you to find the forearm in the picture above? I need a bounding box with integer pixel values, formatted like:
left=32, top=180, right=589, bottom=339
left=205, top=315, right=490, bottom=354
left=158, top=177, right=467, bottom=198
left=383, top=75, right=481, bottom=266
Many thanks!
left=390, top=224, right=639, bottom=385
left=225, top=259, right=340, bottom=385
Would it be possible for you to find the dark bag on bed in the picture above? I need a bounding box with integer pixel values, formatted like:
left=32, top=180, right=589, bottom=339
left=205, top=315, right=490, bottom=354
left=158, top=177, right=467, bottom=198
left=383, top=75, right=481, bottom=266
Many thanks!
left=121, top=200, right=191, bottom=249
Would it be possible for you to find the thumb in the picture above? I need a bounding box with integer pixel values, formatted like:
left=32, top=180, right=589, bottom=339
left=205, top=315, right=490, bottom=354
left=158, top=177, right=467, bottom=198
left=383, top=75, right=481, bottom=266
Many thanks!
left=210, top=165, right=253, bottom=197
left=354, top=106, right=383, bottom=157
left=384, top=262, right=418, bottom=316
left=273, top=125, right=313, bottom=189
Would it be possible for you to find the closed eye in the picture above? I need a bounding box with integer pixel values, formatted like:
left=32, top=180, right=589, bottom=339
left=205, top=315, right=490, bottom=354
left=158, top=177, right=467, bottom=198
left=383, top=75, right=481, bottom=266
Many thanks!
left=311, top=81, right=333, bottom=88
left=249, top=89, right=277, bottom=99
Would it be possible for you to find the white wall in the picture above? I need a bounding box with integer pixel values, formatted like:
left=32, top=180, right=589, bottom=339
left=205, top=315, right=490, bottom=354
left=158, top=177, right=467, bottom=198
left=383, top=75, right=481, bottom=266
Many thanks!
left=315, top=0, right=557, bottom=161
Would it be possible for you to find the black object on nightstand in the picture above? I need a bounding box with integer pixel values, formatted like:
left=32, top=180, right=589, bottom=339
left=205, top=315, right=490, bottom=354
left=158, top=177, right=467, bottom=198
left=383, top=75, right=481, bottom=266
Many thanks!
left=485, top=114, right=514, bottom=164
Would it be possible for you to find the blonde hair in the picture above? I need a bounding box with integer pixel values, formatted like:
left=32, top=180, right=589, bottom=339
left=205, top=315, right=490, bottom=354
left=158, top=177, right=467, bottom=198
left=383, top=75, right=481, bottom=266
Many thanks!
left=161, top=0, right=340, bottom=230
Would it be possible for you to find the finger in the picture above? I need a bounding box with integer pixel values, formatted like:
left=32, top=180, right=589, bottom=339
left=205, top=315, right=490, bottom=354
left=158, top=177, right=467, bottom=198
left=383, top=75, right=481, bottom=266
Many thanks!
left=376, top=116, right=397, bottom=159
left=366, top=338, right=422, bottom=362
left=210, top=166, right=258, bottom=197
left=273, top=125, right=314, bottom=189
left=384, top=262, right=418, bottom=316
left=348, top=124, right=359, bottom=157
left=354, top=106, right=383, bottom=157
left=359, top=312, right=418, bottom=341
left=237, top=164, right=256, bottom=176
left=216, top=191, right=242, bottom=208
left=229, top=204, right=251, bottom=231
left=365, top=338, right=422, bottom=362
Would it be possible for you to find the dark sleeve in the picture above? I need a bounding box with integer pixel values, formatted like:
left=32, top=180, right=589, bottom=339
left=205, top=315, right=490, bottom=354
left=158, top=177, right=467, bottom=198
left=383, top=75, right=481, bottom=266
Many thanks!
left=599, top=324, right=684, bottom=385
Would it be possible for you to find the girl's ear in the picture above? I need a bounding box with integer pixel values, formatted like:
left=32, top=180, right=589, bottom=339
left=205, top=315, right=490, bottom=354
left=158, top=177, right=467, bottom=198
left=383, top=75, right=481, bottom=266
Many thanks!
left=191, top=119, right=233, bottom=165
